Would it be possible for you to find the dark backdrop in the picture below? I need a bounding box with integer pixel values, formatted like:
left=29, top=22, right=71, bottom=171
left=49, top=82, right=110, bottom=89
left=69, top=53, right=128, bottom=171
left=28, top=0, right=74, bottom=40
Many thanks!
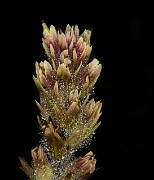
left=1, top=1, right=152, bottom=179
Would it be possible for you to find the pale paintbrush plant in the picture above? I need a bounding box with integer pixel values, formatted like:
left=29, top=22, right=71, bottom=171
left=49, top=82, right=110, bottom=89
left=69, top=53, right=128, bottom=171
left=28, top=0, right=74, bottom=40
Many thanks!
left=19, top=22, right=102, bottom=180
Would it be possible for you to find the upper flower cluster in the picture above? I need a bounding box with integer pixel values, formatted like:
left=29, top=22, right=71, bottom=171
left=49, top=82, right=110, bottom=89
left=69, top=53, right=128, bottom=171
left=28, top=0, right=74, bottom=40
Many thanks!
left=35, top=22, right=101, bottom=90
left=33, top=22, right=102, bottom=157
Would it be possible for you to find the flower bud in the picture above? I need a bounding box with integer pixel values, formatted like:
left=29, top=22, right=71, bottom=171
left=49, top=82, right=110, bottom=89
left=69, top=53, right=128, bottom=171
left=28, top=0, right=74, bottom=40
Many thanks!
left=59, top=33, right=68, bottom=50
left=64, top=58, right=71, bottom=66
left=60, top=49, right=68, bottom=63
left=35, top=60, right=52, bottom=87
left=73, top=48, right=77, bottom=62
left=50, top=44, right=55, bottom=59
left=43, top=122, right=66, bottom=160
left=87, top=101, right=102, bottom=122
left=49, top=25, right=58, bottom=45
left=76, top=151, right=96, bottom=174
left=64, top=151, right=96, bottom=179
left=74, top=25, right=79, bottom=39
left=38, top=69, right=48, bottom=86
left=44, top=60, right=52, bottom=77
left=19, top=157, right=34, bottom=180
left=66, top=101, right=80, bottom=115
left=42, top=22, right=50, bottom=38
left=53, top=81, right=59, bottom=98
left=81, top=29, right=91, bottom=44
left=79, top=58, right=102, bottom=87
left=31, top=145, right=53, bottom=180
left=69, top=88, right=78, bottom=103
left=57, top=63, right=71, bottom=78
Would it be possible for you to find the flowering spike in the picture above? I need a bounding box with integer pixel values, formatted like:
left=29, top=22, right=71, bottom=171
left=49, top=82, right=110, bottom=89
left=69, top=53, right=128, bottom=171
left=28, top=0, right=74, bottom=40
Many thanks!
left=19, top=23, right=103, bottom=180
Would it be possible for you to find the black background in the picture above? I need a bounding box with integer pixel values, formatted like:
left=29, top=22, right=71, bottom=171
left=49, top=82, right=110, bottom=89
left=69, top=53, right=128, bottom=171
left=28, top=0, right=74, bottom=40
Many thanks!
left=0, top=1, right=152, bottom=179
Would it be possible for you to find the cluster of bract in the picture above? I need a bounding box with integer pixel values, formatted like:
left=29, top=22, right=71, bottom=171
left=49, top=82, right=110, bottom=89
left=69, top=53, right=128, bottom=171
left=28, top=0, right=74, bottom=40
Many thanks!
left=19, top=22, right=102, bottom=180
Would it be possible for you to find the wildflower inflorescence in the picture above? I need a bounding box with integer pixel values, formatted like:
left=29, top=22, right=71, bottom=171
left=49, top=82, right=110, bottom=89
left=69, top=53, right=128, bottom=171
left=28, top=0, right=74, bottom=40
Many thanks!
left=19, top=22, right=102, bottom=180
